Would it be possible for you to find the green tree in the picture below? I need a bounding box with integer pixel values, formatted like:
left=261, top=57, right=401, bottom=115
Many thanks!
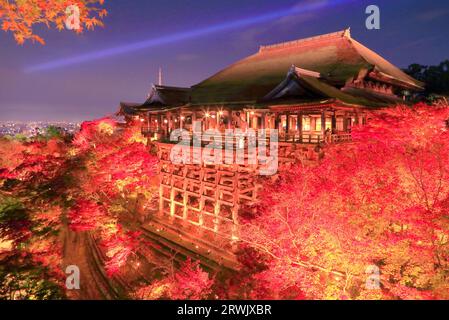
left=404, top=60, right=449, bottom=96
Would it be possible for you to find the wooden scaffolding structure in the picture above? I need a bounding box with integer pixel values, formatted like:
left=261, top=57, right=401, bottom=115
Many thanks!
left=157, top=144, right=259, bottom=240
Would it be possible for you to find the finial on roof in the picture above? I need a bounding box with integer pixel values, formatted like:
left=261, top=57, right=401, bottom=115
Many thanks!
left=158, top=67, right=163, bottom=86
left=343, top=27, right=351, bottom=38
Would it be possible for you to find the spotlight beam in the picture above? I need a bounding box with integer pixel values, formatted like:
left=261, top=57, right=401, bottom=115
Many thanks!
left=25, top=0, right=354, bottom=73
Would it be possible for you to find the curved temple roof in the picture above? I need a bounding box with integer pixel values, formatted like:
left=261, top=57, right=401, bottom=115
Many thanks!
left=120, top=85, right=191, bottom=113
left=191, top=29, right=423, bottom=105
left=120, top=29, right=424, bottom=115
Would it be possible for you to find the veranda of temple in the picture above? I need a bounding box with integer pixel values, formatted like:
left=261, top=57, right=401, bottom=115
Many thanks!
left=119, top=29, right=423, bottom=263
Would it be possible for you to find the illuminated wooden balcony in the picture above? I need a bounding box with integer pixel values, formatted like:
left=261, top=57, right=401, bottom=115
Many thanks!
left=143, top=128, right=352, bottom=146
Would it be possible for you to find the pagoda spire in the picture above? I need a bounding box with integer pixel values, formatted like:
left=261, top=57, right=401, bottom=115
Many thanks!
left=158, top=67, right=163, bottom=86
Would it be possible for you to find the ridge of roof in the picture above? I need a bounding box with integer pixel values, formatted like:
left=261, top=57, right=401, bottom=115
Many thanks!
left=259, top=28, right=350, bottom=53
left=153, top=84, right=191, bottom=91
left=347, top=38, right=425, bottom=90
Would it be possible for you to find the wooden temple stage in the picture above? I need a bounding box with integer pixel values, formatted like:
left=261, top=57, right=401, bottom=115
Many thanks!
left=118, top=29, right=424, bottom=267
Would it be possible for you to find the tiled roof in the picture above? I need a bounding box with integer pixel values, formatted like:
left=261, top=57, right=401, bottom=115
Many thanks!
left=190, top=29, right=423, bottom=104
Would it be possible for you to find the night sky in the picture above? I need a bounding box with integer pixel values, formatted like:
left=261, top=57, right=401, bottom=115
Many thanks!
left=1, top=0, right=448, bottom=122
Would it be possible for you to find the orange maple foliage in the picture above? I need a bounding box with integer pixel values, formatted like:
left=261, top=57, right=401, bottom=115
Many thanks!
left=240, top=104, right=449, bottom=300
left=0, top=0, right=107, bottom=44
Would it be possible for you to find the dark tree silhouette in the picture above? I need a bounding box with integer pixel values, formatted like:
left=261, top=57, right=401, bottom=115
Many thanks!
left=404, top=60, right=449, bottom=97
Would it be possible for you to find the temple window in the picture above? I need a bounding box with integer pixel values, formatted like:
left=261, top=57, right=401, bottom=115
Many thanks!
left=315, top=117, right=321, bottom=132
left=303, top=117, right=311, bottom=131
left=326, top=118, right=332, bottom=130
left=336, top=118, right=344, bottom=131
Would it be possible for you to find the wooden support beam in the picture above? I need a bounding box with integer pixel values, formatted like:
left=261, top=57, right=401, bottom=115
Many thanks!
left=274, top=113, right=280, bottom=130
left=331, top=111, right=337, bottom=134
left=321, top=110, right=326, bottom=138
left=227, top=109, right=232, bottom=130
left=260, top=113, right=266, bottom=130
left=179, top=111, right=184, bottom=129
left=343, top=113, right=348, bottom=132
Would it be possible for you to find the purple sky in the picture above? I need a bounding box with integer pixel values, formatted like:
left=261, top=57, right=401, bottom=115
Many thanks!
left=1, top=0, right=448, bottom=122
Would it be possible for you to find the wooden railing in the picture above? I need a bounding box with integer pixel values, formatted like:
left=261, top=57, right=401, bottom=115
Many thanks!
left=279, top=133, right=322, bottom=144
left=142, top=128, right=352, bottom=145
left=331, top=133, right=352, bottom=144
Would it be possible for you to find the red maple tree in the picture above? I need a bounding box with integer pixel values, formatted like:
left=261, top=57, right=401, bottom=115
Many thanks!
left=68, top=118, right=158, bottom=277
left=135, top=259, right=213, bottom=300
left=0, top=0, right=107, bottom=44
left=241, top=104, right=449, bottom=300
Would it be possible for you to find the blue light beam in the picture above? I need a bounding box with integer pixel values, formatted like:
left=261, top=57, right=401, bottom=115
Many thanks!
left=25, top=0, right=355, bottom=72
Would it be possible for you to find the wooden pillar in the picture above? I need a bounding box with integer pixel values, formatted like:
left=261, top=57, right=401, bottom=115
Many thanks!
left=297, top=112, right=303, bottom=143
left=297, top=112, right=302, bottom=131
left=285, top=113, right=290, bottom=134
left=159, top=183, right=164, bottom=216
left=260, top=112, right=266, bottom=130
left=343, top=113, right=348, bottom=132
left=331, top=111, right=337, bottom=134
left=354, top=112, right=359, bottom=125
left=157, top=113, right=162, bottom=131
left=321, top=110, right=326, bottom=140
left=227, top=110, right=232, bottom=130
left=203, top=112, right=207, bottom=131
left=179, top=112, right=183, bottom=129
left=274, top=113, right=280, bottom=130
left=166, top=112, right=171, bottom=136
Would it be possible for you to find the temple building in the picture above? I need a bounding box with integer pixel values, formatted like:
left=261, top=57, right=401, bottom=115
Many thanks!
left=120, top=29, right=424, bottom=244
left=119, top=28, right=423, bottom=144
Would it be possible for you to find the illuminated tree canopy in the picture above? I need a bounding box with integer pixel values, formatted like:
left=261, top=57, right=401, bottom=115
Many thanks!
left=240, top=104, right=449, bottom=300
left=0, top=0, right=107, bottom=44
left=1, top=104, right=449, bottom=300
